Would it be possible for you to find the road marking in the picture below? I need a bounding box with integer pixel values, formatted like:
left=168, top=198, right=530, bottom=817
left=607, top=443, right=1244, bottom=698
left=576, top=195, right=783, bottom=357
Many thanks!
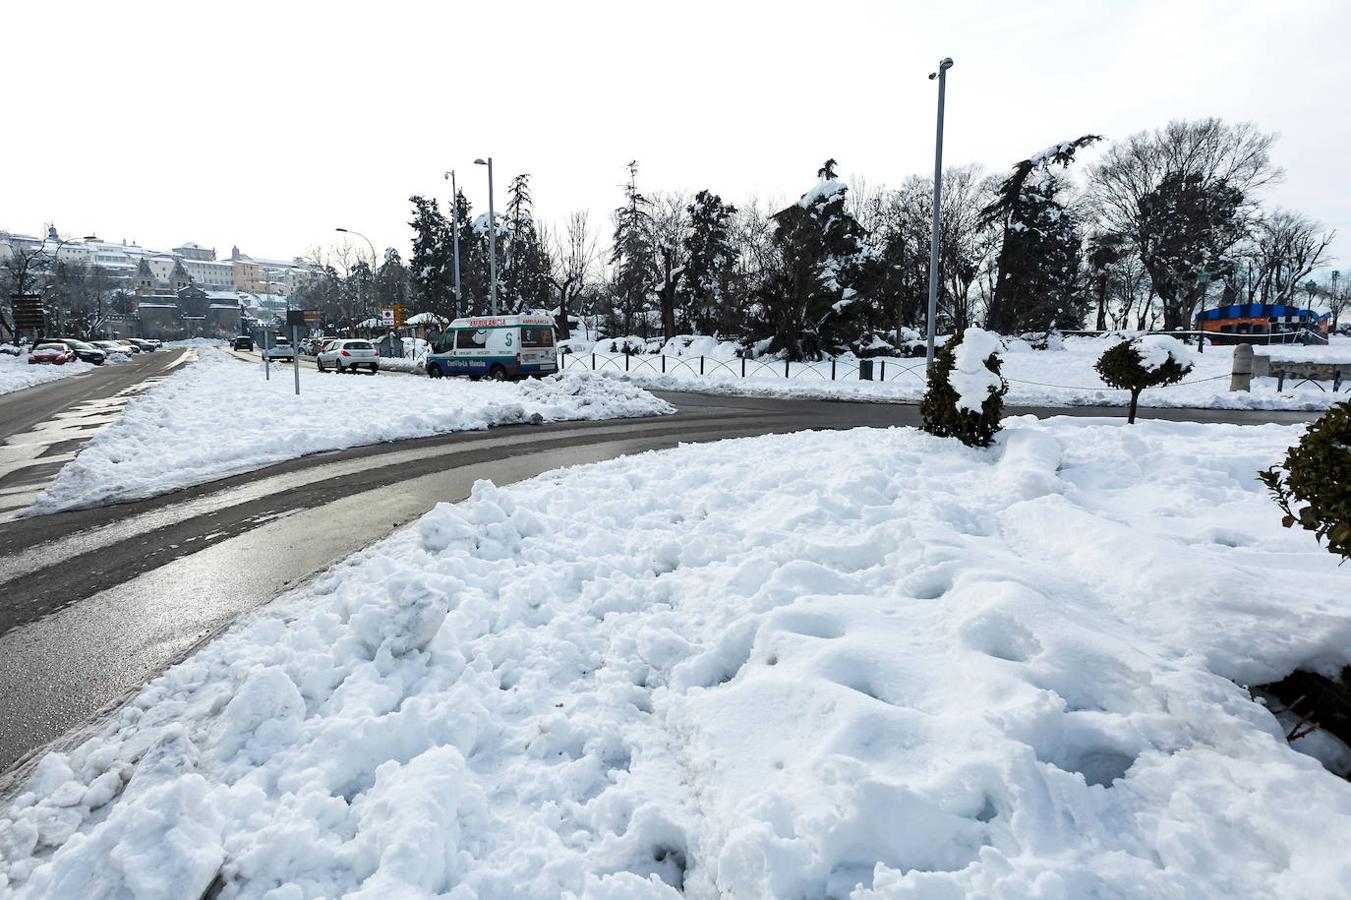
left=0, top=352, right=195, bottom=524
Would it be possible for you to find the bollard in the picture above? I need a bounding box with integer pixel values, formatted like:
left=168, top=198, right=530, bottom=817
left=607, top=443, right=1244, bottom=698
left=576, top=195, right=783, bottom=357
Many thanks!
left=700, top=355, right=705, bottom=375
left=741, top=357, right=746, bottom=378
left=1230, top=343, right=1253, bottom=392
left=661, top=355, right=666, bottom=373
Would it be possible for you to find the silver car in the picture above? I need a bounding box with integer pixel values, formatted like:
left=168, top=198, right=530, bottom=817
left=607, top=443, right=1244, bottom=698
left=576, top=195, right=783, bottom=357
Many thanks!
left=261, top=336, right=296, bottom=361
left=316, top=339, right=379, bottom=374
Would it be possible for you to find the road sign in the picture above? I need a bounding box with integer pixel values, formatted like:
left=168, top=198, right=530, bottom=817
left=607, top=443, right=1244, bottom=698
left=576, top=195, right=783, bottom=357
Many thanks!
left=10, top=294, right=45, bottom=332
left=380, top=307, right=395, bottom=325
left=286, top=309, right=307, bottom=328
left=392, top=304, right=408, bottom=328
left=303, top=309, right=320, bottom=326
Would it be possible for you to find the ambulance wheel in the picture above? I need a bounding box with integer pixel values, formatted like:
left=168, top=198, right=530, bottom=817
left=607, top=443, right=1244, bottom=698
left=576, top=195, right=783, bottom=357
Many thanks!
left=487, top=365, right=508, bottom=382
left=428, top=364, right=443, bottom=378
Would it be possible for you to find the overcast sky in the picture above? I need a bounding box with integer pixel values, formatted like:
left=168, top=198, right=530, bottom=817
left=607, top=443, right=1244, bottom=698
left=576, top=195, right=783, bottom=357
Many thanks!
left=5, top=0, right=1348, bottom=272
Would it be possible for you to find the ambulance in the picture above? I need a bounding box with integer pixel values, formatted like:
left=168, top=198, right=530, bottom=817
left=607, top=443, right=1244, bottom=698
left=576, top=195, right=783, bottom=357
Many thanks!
left=425, top=314, right=558, bottom=380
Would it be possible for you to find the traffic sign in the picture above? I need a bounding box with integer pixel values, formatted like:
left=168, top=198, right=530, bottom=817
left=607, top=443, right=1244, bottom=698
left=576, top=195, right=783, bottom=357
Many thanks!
left=380, top=307, right=395, bottom=325
left=392, top=304, right=408, bottom=328
left=303, top=309, right=320, bottom=325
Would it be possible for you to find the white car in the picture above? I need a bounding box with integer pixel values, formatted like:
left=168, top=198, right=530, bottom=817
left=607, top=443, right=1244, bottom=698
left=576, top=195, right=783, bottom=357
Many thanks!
left=316, top=339, right=379, bottom=374
left=261, top=337, right=295, bottom=361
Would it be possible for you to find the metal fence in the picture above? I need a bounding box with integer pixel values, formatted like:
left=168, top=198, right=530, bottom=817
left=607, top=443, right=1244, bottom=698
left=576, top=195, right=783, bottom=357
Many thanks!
left=560, top=352, right=930, bottom=384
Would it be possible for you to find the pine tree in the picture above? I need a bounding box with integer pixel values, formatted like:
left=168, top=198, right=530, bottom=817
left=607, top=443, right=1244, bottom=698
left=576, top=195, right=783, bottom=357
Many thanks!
left=376, top=248, right=410, bottom=311
left=501, top=174, right=553, bottom=313
left=679, top=190, right=739, bottom=335
left=981, top=135, right=1100, bottom=335
left=762, top=159, right=881, bottom=360
left=451, top=190, right=489, bottom=317
left=407, top=196, right=456, bottom=321
left=609, top=161, right=659, bottom=337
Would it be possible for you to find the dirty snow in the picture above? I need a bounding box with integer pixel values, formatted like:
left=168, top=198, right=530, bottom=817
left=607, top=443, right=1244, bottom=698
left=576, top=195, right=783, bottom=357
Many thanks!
left=28, top=349, right=672, bottom=514
left=3, top=417, right=1349, bottom=898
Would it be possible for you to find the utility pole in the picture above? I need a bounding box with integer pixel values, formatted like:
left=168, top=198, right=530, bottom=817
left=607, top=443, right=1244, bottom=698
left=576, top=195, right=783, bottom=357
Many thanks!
left=925, top=57, right=953, bottom=367
left=445, top=170, right=462, bottom=318
left=475, top=157, right=498, bottom=314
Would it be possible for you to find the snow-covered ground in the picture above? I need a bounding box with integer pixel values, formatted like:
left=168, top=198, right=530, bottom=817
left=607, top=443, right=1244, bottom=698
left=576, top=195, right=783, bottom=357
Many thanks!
left=563, top=334, right=1351, bottom=411
left=3, top=417, right=1348, bottom=898
left=0, top=348, right=94, bottom=397
left=28, top=349, right=672, bottom=514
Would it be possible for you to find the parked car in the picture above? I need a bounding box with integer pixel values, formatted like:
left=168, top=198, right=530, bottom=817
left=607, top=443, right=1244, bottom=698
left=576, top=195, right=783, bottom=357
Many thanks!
left=425, top=314, right=558, bottom=380
left=232, top=335, right=255, bottom=351
left=115, top=339, right=142, bottom=353
left=28, top=343, right=76, bottom=365
left=146, top=339, right=163, bottom=349
left=316, top=339, right=380, bottom=374
left=91, top=340, right=131, bottom=358
left=53, top=338, right=106, bottom=365
left=123, top=338, right=156, bottom=352
left=261, top=336, right=295, bottom=360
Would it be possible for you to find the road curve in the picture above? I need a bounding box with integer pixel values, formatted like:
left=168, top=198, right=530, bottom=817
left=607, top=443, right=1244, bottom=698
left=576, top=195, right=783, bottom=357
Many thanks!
left=0, top=365, right=1321, bottom=777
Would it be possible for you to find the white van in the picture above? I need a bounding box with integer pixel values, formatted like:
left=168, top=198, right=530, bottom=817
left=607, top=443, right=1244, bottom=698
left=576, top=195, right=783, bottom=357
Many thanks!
left=425, top=314, right=558, bottom=380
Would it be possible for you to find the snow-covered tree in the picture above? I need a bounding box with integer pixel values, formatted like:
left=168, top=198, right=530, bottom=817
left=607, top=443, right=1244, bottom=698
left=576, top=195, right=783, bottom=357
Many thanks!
left=762, top=160, right=881, bottom=360
left=501, top=174, right=553, bottom=313
left=407, top=195, right=456, bottom=320
left=980, top=135, right=1100, bottom=335
left=679, top=190, right=739, bottom=335
left=609, top=161, right=659, bottom=336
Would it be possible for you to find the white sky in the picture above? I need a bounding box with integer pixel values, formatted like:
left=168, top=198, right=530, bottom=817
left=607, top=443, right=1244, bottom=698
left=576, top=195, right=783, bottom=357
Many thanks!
left=5, top=0, right=1348, bottom=273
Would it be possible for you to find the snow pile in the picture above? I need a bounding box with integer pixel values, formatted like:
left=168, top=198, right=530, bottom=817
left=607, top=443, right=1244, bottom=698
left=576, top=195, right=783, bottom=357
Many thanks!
left=0, top=352, right=94, bottom=397
left=949, top=327, right=1004, bottom=412
left=3, top=418, right=1349, bottom=897
left=569, top=335, right=1345, bottom=410
left=28, top=350, right=672, bottom=513
left=1135, top=334, right=1192, bottom=372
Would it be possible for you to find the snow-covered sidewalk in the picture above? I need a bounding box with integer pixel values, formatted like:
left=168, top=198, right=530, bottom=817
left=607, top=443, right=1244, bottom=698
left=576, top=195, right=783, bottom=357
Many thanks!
left=28, top=349, right=672, bottom=514
left=0, top=349, right=94, bottom=397
left=564, top=334, right=1351, bottom=411
left=3, top=417, right=1348, bottom=898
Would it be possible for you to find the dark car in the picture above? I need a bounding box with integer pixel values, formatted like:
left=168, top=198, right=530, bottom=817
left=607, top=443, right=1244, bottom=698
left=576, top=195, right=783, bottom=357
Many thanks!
left=233, top=335, right=255, bottom=351
left=124, top=338, right=156, bottom=352
left=49, top=338, right=106, bottom=365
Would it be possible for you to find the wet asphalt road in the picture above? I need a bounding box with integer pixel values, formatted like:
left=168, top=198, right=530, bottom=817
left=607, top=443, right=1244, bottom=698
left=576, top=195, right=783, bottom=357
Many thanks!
left=0, top=357, right=1321, bottom=776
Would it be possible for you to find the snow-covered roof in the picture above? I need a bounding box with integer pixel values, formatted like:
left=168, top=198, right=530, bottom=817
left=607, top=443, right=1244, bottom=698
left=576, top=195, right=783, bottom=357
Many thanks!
left=404, top=312, right=448, bottom=325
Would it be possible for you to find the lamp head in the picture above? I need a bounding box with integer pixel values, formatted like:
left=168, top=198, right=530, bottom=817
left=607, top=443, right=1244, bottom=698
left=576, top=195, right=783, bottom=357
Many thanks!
left=474, top=158, right=488, bottom=166
left=335, top=227, right=348, bottom=233
left=929, top=57, right=954, bottom=79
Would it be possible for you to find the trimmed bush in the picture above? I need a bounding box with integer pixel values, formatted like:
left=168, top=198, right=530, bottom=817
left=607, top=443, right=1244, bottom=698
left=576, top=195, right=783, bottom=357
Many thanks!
left=920, top=328, right=1008, bottom=448
left=1259, top=400, right=1351, bottom=562
left=1094, top=338, right=1192, bottom=423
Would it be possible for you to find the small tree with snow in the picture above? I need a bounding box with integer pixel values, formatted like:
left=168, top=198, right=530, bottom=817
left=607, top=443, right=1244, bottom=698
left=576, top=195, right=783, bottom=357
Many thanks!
left=920, top=328, right=1008, bottom=448
left=1259, top=400, right=1351, bottom=562
left=1094, top=337, right=1192, bottom=424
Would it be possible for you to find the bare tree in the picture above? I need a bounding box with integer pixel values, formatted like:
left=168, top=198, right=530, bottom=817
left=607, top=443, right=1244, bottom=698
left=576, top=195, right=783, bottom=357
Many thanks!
left=1089, top=118, right=1282, bottom=329
left=546, top=211, right=599, bottom=340
left=1239, top=210, right=1335, bottom=304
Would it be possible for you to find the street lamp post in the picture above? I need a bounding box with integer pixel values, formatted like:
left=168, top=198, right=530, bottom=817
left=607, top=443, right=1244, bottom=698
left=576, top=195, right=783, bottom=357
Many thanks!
left=474, top=157, right=498, bottom=315
left=335, top=227, right=378, bottom=331
left=925, top=57, right=953, bottom=367
left=444, top=171, right=463, bottom=318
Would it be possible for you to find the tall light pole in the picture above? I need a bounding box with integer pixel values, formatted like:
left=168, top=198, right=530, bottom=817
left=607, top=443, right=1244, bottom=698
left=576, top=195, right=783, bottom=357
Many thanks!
left=443, top=170, right=462, bottom=317
left=925, top=57, right=953, bottom=367
left=474, top=157, right=498, bottom=315
left=335, top=227, right=378, bottom=331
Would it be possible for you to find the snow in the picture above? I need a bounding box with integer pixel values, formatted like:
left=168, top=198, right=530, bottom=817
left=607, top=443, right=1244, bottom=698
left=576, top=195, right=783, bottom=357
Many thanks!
left=566, top=335, right=1350, bottom=411
left=796, top=179, right=846, bottom=209
left=26, top=349, right=672, bottom=514
left=0, top=348, right=94, bottom=396
left=2, top=417, right=1348, bottom=897
left=1135, top=334, right=1192, bottom=372
left=949, top=327, right=1005, bottom=412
